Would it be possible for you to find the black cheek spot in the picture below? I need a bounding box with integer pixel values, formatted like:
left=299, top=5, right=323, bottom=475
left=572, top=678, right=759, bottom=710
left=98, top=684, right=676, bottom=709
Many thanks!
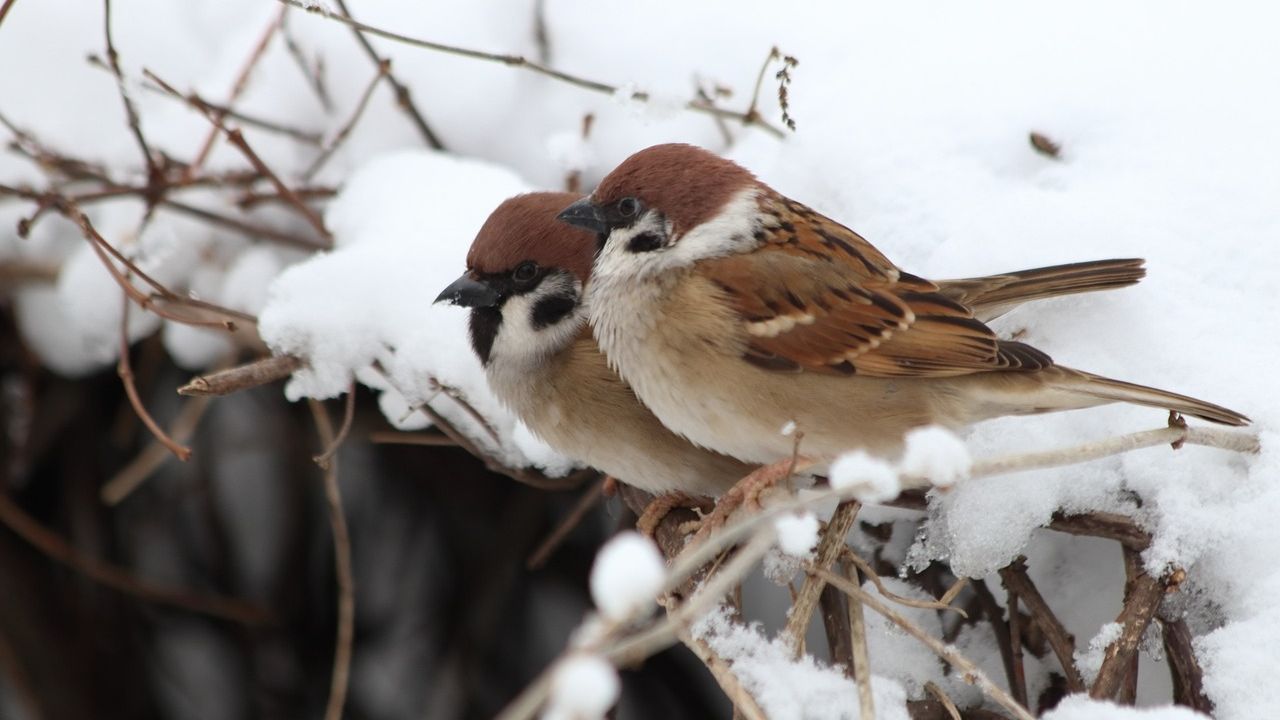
left=468, top=307, right=502, bottom=366
left=531, top=294, right=578, bottom=330
left=626, top=232, right=663, bottom=253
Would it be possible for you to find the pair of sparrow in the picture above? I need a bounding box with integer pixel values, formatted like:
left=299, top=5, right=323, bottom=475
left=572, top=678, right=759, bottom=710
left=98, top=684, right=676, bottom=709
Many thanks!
left=437, top=143, right=1248, bottom=498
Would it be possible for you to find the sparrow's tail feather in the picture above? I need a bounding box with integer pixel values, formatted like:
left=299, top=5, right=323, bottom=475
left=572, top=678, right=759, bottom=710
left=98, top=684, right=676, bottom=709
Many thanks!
left=1047, top=369, right=1250, bottom=426
left=938, top=258, right=1146, bottom=322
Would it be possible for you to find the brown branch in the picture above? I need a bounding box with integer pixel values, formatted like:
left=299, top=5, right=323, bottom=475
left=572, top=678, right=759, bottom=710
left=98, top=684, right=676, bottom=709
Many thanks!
left=784, top=501, right=860, bottom=657
left=330, top=0, right=445, bottom=149
left=816, top=568, right=1036, bottom=720
left=277, top=0, right=785, bottom=138
left=1089, top=561, right=1170, bottom=700
left=236, top=185, right=337, bottom=209
left=144, top=69, right=333, bottom=243
left=843, top=547, right=968, bottom=618
left=178, top=354, right=303, bottom=397
left=843, top=557, right=875, bottom=720
left=0, top=489, right=267, bottom=623
left=103, top=0, right=160, bottom=203
left=281, top=8, right=333, bottom=111
left=118, top=292, right=192, bottom=461
left=1160, top=616, right=1212, bottom=714
left=1005, top=582, right=1028, bottom=707
left=924, top=681, right=963, bottom=720
left=526, top=475, right=607, bottom=569
left=308, top=398, right=355, bottom=720
left=818, top=583, right=853, bottom=671
left=135, top=75, right=322, bottom=145
left=0, top=0, right=20, bottom=28
left=303, top=60, right=388, bottom=180
left=160, top=199, right=331, bottom=250
left=971, top=578, right=1019, bottom=699
left=367, top=430, right=457, bottom=447
left=186, top=7, right=286, bottom=176
left=314, top=384, right=356, bottom=470
left=998, top=558, right=1085, bottom=692
left=101, top=390, right=214, bottom=504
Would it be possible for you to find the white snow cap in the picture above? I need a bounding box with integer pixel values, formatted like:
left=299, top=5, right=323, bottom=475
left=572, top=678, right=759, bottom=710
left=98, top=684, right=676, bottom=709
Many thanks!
left=830, top=451, right=901, bottom=503
left=588, top=531, right=666, bottom=621
left=899, top=426, right=972, bottom=488
left=1043, top=695, right=1209, bottom=719
left=774, top=513, right=821, bottom=557
left=544, top=653, right=620, bottom=720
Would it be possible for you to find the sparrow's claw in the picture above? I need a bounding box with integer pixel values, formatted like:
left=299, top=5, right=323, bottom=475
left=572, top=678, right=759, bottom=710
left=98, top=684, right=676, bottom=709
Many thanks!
left=636, top=491, right=712, bottom=538
left=688, top=457, right=806, bottom=547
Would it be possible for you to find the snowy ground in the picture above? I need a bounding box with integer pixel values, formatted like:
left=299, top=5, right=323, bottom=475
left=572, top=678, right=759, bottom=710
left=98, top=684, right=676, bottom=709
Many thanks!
left=2, top=1, right=1277, bottom=717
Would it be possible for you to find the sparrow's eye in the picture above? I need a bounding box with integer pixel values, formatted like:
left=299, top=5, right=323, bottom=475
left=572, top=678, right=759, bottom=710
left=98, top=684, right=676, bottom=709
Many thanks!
left=617, top=196, right=641, bottom=218
left=512, top=261, right=539, bottom=282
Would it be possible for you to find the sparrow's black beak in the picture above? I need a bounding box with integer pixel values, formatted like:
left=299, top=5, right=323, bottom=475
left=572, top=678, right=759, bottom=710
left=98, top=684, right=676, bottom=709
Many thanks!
left=556, top=198, right=608, bottom=235
left=434, top=273, right=501, bottom=308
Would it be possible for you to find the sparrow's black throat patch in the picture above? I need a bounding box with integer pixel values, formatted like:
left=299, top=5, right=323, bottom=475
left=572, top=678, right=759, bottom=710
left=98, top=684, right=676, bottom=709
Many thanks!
left=468, top=307, right=502, bottom=366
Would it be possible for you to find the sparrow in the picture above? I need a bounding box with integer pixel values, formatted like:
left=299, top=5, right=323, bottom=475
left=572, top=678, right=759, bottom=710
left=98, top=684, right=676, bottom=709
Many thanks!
left=435, top=192, right=754, bottom=497
left=557, top=143, right=1248, bottom=469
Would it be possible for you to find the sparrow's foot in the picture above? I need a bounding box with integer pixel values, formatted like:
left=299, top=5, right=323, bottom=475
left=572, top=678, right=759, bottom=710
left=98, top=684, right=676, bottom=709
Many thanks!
left=636, top=491, right=712, bottom=538
left=689, top=457, right=806, bottom=547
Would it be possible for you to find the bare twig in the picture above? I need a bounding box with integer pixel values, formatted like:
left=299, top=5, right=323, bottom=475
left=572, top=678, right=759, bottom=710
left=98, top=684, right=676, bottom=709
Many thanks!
left=526, top=476, right=607, bottom=569
left=276, top=0, right=785, bottom=138
left=1005, top=583, right=1028, bottom=707
left=1089, top=564, right=1170, bottom=700
left=144, top=69, right=333, bottom=242
left=331, top=0, right=444, bottom=149
left=367, top=430, right=458, bottom=447
left=843, top=548, right=968, bottom=618
left=160, top=199, right=331, bottom=250
left=118, top=293, right=191, bottom=461
left=998, top=558, right=1085, bottom=692
left=308, top=398, right=355, bottom=720
left=103, top=0, right=160, bottom=204
left=0, top=0, right=20, bottom=28
left=971, top=425, right=1260, bottom=477
left=843, top=557, right=876, bottom=720
left=135, top=75, right=322, bottom=145
left=281, top=8, right=333, bottom=111
left=186, top=7, right=286, bottom=176
left=970, top=578, right=1018, bottom=697
left=1029, top=132, right=1061, bottom=159
left=101, top=390, right=214, bottom=504
left=178, top=354, right=303, bottom=397
left=924, top=681, right=963, bottom=720
left=784, top=501, right=860, bottom=657
left=314, top=383, right=356, bottom=470
left=1160, top=616, right=1212, bottom=714
left=303, top=60, right=388, bottom=180
left=816, top=568, right=1036, bottom=720
left=677, top=631, right=768, bottom=720
left=0, top=490, right=266, bottom=623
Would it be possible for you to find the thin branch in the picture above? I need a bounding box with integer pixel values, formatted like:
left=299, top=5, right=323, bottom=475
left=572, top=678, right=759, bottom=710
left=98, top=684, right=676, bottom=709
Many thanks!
left=784, top=500, right=860, bottom=657
left=103, top=0, right=160, bottom=202
left=844, top=548, right=968, bottom=618
left=281, top=8, right=333, bottom=111
left=843, top=557, right=876, bottom=720
left=526, top=476, right=607, bottom=569
left=0, top=0, right=20, bottom=29
left=0, top=490, right=267, bottom=623
left=118, top=292, right=191, bottom=461
left=144, top=69, right=333, bottom=243
left=1005, top=583, right=1028, bottom=707
left=816, top=568, right=1036, bottom=720
left=677, top=631, right=768, bottom=720
left=186, top=6, right=286, bottom=176
left=367, top=430, right=458, bottom=447
left=303, top=60, right=388, bottom=180
left=135, top=76, right=322, bottom=145
left=101, top=390, right=214, bottom=504
left=1089, top=564, right=1171, bottom=700
left=160, top=199, right=331, bottom=250
left=924, top=681, right=963, bottom=720
left=314, top=384, right=356, bottom=470
left=998, top=558, right=1085, bottom=692
left=308, top=398, right=355, bottom=720
left=277, top=0, right=785, bottom=138
left=178, top=354, right=303, bottom=397
left=330, top=0, right=445, bottom=149
left=1160, top=616, right=1212, bottom=714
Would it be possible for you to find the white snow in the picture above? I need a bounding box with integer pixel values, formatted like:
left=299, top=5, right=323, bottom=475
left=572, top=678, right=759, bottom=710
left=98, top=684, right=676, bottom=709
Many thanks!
left=773, top=512, right=820, bottom=558
left=588, top=531, right=665, bottom=622
left=899, top=426, right=972, bottom=488
left=2, top=1, right=1278, bottom=716
left=1076, top=621, right=1125, bottom=685
left=544, top=653, right=619, bottom=720
left=1043, top=695, right=1209, bottom=720
left=829, top=451, right=901, bottom=503
left=693, top=604, right=910, bottom=720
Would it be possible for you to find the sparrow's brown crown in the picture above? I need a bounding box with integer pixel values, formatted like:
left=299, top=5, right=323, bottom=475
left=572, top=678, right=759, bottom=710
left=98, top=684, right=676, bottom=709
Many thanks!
left=592, top=144, right=761, bottom=238
left=468, top=192, right=596, bottom=282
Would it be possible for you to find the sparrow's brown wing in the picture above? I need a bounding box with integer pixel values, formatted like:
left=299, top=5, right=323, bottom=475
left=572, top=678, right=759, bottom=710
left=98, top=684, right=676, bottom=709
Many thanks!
left=700, top=195, right=1052, bottom=378
left=937, top=258, right=1145, bottom=322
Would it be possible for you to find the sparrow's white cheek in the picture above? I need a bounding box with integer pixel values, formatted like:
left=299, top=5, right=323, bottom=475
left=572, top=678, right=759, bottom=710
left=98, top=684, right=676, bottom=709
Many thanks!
left=667, top=187, right=762, bottom=265
left=487, top=276, right=584, bottom=369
